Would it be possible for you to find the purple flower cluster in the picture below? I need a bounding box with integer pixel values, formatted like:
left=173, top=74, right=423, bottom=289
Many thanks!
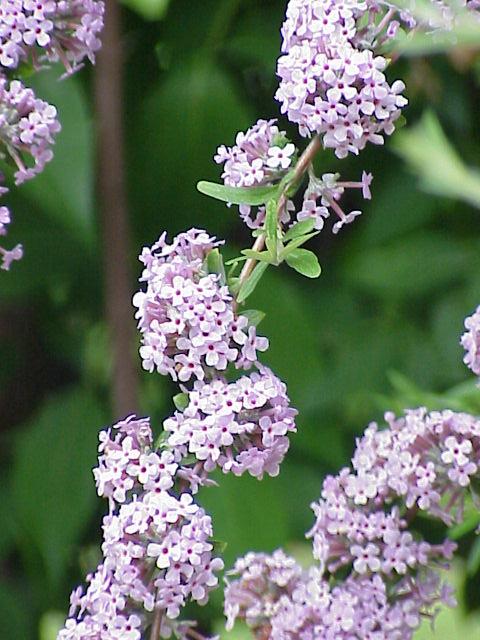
left=215, top=119, right=296, bottom=189
left=0, top=0, right=104, bottom=74
left=0, top=77, right=60, bottom=184
left=164, top=366, right=297, bottom=479
left=215, top=123, right=373, bottom=234
left=0, top=203, right=22, bottom=270
left=133, top=229, right=268, bottom=382
left=214, top=119, right=297, bottom=229
left=224, top=404, right=480, bottom=639
left=276, top=0, right=408, bottom=157
left=461, top=305, right=480, bottom=376
left=225, top=551, right=456, bottom=640
left=0, top=1, right=103, bottom=272
left=297, top=169, right=372, bottom=232
left=60, top=416, right=224, bottom=640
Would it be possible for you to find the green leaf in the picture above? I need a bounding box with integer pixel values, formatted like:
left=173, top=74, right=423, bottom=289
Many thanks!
left=345, top=232, right=475, bottom=298
left=285, top=248, right=321, bottom=278
left=199, top=471, right=289, bottom=568
left=283, top=218, right=316, bottom=241
left=21, top=69, right=95, bottom=244
left=173, top=392, right=189, bottom=412
left=388, top=0, right=480, bottom=56
left=129, top=59, right=252, bottom=238
left=395, top=111, right=480, bottom=210
left=448, top=508, right=480, bottom=540
left=241, top=249, right=274, bottom=263
left=240, top=309, right=266, bottom=326
left=39, top=611, right=65, bottom=640
left=468, top=537, right=480, bottom=576
left=280, top=231, right=319, bottom=258
left=237, top=261, right=268, bottom=304
left=121, top=0, right=170, bottom=20
left=265, top=198, right=278, bottom=241
left=12, top=389, right=105, bottom=599
left=197, top=180, right=278, bottom=205
left=0, top=580, right=31, bottom=640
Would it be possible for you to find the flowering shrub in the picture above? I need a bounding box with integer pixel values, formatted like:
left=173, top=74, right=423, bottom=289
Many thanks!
left=40, top=0, right=480, bottom=639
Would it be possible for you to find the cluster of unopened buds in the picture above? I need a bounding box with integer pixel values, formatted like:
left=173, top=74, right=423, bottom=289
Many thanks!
left=0, top=0, right=104, bottom=270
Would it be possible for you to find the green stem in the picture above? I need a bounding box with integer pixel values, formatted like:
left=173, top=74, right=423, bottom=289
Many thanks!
left=237, top=135, right=322, bottom=294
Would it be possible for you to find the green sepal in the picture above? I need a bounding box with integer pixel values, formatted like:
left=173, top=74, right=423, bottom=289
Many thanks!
left=154, top=430, right=169, bottom=449
left=212, top=539, right=228, bottom=554
left=173, top=392, right=189, bottom=412
left=206, top=248, right=226, bottom=282
left=240, top=309, right=266, bottom=326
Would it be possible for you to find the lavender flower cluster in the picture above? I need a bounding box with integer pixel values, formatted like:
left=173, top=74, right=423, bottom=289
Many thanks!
left=0, top=0, right=104, bottom=73
left=0, top=0, right=104, bottom=271
left=225, top=404, right=480, bottom=639
left=276, top=0, right=408, bottom=157
left=60, top=416, right=224, bottom=640
left=59, top=229, right=298, bottom=639
left=215, top=119, right=373, bottom=234
left=165, top=366, right=297, bottom=479
left=133, top=229, right=268, bottom=381
left=0, top=77, right=60, bottom=184
left=225, top=550, right=456, bottom=639
left=214, top=119, right=296, bottom=230
left=461, top=305, right=480, bottom=378
left=0, top=201, right=22, bottom=270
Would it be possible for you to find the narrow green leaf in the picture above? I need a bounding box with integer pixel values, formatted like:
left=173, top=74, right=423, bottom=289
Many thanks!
left=173, top=393, right=189, bottom=412
left=240, top=309, right=266, bottom=326
left=468, top=537, right=480, bottom=576
left=280, top=231, right=319, bottom=259
left=285, top=249, right=321, bottom=278
left=121, top=0, right=170, bottom=20
left=395, top=111, right=480, bottom=210
left=197, top=181, right=278, bottom=205
left=241, top=249, right=273, bottom=263
left=237, top=262, right=269, bottom=304
left=12, top=389, right=105, bottom=594
left=265, top=199, right=278, bottom=242
left=225, top=256, right=248, bottom=266
left=448, top=510, right=480, bottom=540
left=39, top=611, right=64, bottom=640
left=284, top=218, right=316, bottom=241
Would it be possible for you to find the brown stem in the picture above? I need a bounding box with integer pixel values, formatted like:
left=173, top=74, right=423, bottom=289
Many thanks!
left=95, top=0, right=138, bottom=418
left=254, top=624, right=272, bottom=640
left=185, top=628, right=211, bottom=640
left=149, top=608, right=163, bottom=640
left=237, top=135, right=322, bottom=290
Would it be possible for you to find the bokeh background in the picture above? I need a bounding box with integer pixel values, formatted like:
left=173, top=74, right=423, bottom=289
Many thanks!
left=1, top=1, right=480, bottom=638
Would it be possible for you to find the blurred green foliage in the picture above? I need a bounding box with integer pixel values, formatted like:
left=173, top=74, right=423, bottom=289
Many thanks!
left=0, top=1, right=480, bottom=638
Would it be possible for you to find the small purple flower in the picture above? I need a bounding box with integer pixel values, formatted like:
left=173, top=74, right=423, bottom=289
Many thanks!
left=461, top=305, right=480, bottom=376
